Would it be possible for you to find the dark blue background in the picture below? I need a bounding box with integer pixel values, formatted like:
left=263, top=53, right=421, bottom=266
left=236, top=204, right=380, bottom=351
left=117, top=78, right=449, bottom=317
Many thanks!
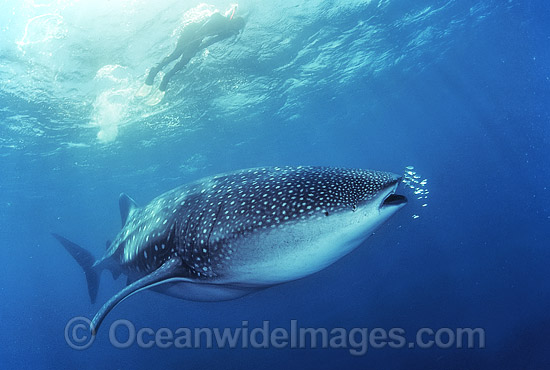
left=0, top=1, right=548, bottom=369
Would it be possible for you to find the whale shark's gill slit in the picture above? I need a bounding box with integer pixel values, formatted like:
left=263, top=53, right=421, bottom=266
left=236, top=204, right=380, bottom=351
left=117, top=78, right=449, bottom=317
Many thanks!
left=195, top=210, right=209, bottom=276
left=166, top=219, right=178, bottom=263
left=180, top=200, right=196, bottom=265
left=206, top=204, right=223, bottom=266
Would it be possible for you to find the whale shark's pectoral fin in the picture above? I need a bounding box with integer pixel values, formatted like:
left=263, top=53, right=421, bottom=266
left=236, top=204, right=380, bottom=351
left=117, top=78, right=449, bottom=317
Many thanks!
left=90, top=258, right=187, bottom=335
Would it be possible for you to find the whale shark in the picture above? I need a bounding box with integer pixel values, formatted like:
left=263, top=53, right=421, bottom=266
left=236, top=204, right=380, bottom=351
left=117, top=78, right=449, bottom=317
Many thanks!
left=53, top=166, right=407, bottom=334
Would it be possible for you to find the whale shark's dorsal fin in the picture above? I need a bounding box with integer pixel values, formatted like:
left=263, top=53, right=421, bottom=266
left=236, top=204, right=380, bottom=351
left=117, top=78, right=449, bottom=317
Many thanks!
left=119, top=193, right=138, bottom=226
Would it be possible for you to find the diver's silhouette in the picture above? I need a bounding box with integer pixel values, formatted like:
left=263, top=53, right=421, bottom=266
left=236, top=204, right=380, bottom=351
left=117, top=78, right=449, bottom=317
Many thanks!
left=137, top=5, right=245, bottom=105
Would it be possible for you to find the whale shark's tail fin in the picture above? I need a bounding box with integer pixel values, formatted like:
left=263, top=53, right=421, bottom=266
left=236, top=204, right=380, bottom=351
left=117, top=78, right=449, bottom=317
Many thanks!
left=52, top=233, right=100, bottom=304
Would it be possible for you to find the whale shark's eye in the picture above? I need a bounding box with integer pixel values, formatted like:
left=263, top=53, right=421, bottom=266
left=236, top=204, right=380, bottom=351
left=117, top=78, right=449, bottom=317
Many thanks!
left=352, top=205, right=357, bottom=212
left=324, top=211, right=329, bottom=216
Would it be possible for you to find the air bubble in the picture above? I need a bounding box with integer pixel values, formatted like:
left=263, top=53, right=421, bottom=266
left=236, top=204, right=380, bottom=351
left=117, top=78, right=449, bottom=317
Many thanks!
left=403, top=165, right=430, bottom=220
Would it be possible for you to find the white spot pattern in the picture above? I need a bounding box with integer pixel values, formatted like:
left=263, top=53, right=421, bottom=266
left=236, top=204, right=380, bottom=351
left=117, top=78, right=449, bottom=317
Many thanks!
left=112, top=166, right=397, bottom=280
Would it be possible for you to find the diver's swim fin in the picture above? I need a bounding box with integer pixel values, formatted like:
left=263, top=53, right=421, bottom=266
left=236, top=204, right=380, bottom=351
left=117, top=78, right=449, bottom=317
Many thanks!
left=136, top=83, right=153, bottom=98
left=144, top=88, right=166, bottom=106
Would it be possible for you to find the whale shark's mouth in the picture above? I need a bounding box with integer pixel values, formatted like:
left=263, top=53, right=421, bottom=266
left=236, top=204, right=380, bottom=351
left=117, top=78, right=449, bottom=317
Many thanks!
left=382, top=193, right=408, bottom=207
left=379, top=176, right=408, bottom=208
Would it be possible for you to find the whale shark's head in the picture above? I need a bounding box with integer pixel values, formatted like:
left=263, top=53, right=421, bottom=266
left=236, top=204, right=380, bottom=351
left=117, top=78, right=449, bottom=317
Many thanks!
left=202, top=166, right=408, bottom=284
left=301, top=167, right=406, bottom=216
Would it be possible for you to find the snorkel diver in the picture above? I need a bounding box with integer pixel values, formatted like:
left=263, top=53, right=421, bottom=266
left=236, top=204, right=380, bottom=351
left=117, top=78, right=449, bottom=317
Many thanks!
left=137, top=4, right=245, bottom=106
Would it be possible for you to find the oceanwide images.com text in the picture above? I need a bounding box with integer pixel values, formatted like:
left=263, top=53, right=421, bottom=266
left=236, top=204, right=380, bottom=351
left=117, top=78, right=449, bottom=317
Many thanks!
left=65, top=317, right=486, bottom=355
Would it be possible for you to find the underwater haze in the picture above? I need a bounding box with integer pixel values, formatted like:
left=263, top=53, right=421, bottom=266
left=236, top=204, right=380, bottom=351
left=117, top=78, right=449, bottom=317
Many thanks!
left=1, top=0, right=549, bottom=369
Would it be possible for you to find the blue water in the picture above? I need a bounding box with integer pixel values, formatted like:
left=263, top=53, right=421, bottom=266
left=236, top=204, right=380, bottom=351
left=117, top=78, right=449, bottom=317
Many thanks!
left=1, top=0, right=549, bottom=369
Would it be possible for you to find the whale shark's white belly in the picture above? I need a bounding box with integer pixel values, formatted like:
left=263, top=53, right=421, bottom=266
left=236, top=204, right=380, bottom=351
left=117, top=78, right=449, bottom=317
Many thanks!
left=153, top=201, right=395, bottom=302
left=215, top=201, right=393, bottom=286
